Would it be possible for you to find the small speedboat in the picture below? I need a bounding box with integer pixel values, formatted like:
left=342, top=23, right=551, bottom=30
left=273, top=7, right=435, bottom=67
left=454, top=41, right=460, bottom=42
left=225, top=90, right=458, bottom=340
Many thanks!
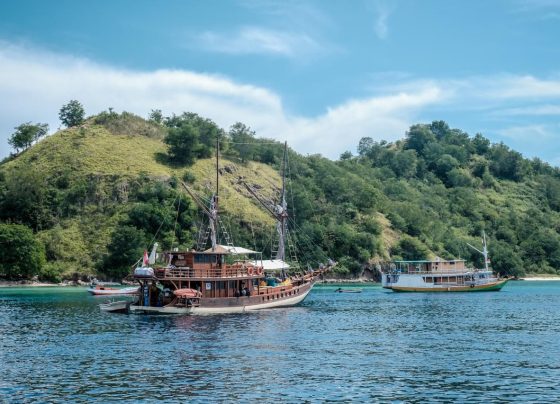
left=87, top=286, right=139, bottom=296
left=335, top=288, right=362, bottom=293
left=99, top=300, right=133, bottom=313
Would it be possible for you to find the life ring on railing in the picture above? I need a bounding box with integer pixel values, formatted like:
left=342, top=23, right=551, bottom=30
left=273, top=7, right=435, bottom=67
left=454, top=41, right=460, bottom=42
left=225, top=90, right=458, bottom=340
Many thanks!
left=470, top=284, right=475, bottom=288
left=256, top=267, right=263, bottom=276
left=247, top=266, right=254, bottom=276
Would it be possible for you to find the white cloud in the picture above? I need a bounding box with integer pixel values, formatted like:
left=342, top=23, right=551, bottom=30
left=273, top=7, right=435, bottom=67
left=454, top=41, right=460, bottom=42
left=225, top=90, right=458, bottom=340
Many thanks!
left=494, top=104, right=560, bottom=116
left=481, top=75, right=560, bottom=99
left=496, top=124, right=557, bottom=140
left=0, top=42, right=442, bottom=160
left=196, top=26, right=323, bottom=58
left=370, top=0, right=394, bottom=40
left=284, top=86, right=445, bottom=155
left=374, top=8, right=390, bottom=39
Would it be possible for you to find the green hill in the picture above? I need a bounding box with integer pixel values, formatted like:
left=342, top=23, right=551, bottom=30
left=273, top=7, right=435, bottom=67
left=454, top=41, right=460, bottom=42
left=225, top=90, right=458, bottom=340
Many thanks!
left=1, top=112, right=560, bottom=281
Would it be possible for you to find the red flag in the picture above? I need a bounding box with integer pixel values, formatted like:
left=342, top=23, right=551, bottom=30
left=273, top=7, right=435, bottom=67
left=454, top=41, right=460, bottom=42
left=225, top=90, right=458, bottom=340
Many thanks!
left=143, top=250, right=149, bottom=266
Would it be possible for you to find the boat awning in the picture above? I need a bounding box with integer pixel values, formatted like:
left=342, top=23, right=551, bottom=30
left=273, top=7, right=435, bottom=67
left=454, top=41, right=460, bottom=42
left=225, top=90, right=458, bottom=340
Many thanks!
left=203, top=245, right=259, bottom=255
left=252, top=259, right=290, bottom=272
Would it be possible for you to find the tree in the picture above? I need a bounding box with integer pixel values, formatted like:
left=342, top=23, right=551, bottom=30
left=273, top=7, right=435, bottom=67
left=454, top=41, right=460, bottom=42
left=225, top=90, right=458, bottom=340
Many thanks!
left=391, top=235, right=430, bottom=260
left=357, top=137, right=374, bottom=157
left=164, top=123, right=200, bottom=165
left=163, top=112, right=225, bottom=163
left=101, top=225, right=147, bottom=280
left=404, top=124, right=436, bottom=155
left=229, top=122, right=256, bottom=162
left=0, top=224, right=46, bottom=279
left=149, top=109, right=163, bottom=124
left=472, top=133, right=490, bottom=155
left=8, top=122, right=48, bottom=153
left=0, top=166, right=54, bottom=230
left=430, top=120, right=450, bottom=139
left=490, top=240, right=523, bottom=277
left=59, top=100, right=85, bottom=127
left=390, top=149, right=418, bottom=178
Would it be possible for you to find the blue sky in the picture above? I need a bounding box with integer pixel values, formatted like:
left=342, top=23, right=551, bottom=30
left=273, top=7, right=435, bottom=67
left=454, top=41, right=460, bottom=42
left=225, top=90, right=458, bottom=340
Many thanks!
left=1, top=0, right=560, bottom=163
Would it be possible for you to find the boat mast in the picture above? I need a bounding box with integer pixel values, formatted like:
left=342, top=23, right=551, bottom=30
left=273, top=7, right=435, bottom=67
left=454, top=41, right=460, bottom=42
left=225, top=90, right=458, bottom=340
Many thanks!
left=276, top=141, right=288, bottom=261
left=467, top=231, right=489, bottom=271
left=240, top=141, right=290, bottom=262
left=210, top=137, right=220, bottom=252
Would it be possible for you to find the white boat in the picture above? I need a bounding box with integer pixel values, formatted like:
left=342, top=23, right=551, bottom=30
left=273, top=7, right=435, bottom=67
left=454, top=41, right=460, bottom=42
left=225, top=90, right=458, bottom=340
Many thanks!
left=88, top=286, right=139, bottom=296
left=381, top=233, right=508, bottom=292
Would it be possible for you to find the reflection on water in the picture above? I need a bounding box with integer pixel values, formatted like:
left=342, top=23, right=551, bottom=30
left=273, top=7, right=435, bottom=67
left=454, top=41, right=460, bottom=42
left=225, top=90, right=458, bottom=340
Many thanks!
left=1, top=283, right=560, bottom=402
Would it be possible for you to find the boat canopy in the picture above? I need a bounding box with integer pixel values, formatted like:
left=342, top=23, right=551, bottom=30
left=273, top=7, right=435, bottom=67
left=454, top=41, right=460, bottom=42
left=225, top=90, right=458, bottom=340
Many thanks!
left=203, top=244, right=259, bottom=255
left=252, top=259, right=290, bottom=272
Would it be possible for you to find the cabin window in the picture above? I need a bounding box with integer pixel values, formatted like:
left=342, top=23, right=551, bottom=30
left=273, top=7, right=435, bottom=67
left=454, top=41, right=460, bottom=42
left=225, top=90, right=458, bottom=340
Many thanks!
left=194, top=254, right=217, bottom=264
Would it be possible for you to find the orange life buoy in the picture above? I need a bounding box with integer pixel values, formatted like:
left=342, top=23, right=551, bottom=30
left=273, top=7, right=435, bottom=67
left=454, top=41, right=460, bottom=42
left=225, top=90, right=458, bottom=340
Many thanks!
left=256, top=267, right=263, bottom=276
left=247, top=266, right=253, bottom=275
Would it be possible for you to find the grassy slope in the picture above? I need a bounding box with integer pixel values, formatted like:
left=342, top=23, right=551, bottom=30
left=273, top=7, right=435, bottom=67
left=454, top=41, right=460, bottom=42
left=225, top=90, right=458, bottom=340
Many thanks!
left=4, top=124, right=171, bottom=177
left=3, top=123, right=278, bottom=226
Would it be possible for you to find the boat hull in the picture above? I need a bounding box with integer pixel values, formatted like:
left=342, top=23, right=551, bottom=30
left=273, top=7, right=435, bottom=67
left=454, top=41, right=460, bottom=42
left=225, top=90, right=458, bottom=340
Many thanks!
left=129, top=281, right=314, bottom=315
left=385, top=279, right=509, bottom=293
left=88, top=287, right=139, bottom=296
left=99, top=300, right=132, bottom=313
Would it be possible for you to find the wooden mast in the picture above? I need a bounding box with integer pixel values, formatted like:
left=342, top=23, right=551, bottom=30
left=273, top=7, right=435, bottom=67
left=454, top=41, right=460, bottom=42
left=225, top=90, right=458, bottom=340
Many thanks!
left=213, top=136, right=219, bottom=252
left=277, top=141, right=288, bottom=261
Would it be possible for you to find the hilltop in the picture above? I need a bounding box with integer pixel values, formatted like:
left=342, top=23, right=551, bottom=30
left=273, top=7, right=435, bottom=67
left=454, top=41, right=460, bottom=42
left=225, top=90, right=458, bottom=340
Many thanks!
left=1, top=111, right=560, bottom=281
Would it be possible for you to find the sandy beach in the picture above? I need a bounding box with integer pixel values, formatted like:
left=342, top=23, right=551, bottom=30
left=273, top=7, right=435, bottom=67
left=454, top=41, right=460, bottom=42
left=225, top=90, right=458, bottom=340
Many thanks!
left=519, top=275, right=560, bottom=281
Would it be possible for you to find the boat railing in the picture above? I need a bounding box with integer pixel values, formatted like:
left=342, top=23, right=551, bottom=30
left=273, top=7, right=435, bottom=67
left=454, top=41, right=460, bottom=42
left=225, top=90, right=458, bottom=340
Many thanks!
left=389, top=269, right=487, bottom=275
left=154, top=266, right=262, bottom=279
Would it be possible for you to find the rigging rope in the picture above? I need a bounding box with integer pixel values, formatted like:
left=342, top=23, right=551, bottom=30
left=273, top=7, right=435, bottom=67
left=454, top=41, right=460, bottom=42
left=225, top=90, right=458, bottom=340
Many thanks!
left=145, top=193, right=179, bottom=250
left=171, top=194, right=181, bottom=249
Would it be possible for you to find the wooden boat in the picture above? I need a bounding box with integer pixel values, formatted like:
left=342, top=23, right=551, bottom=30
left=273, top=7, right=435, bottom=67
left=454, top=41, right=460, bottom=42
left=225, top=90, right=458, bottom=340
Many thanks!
left=123, top=141, right=333, bottom=315
left=88, top=286, right=139, bottom=296
left=335, top=288, right=362, bottom=293
left=381, top=233, right=508, bottom=292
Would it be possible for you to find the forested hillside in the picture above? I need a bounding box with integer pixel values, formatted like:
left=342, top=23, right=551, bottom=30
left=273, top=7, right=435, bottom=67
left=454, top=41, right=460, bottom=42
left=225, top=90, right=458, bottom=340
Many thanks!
left=1, top=108, right=559, bottom=281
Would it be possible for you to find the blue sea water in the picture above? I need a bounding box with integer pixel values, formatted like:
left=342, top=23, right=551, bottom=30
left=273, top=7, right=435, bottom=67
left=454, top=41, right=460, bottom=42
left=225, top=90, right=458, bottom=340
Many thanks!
left=1, top=281, right=559, bottom=403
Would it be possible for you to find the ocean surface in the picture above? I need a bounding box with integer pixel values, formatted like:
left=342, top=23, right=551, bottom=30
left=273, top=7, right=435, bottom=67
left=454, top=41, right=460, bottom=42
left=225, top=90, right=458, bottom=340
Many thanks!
left=1, top=281, right=559, bottom=403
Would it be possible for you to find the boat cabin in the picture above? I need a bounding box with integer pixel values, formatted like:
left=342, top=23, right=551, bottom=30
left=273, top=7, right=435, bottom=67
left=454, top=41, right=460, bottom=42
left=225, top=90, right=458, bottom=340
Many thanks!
left=135, top=244, right=270, bottom=301
left=394, top=259, right=466, bottom=274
